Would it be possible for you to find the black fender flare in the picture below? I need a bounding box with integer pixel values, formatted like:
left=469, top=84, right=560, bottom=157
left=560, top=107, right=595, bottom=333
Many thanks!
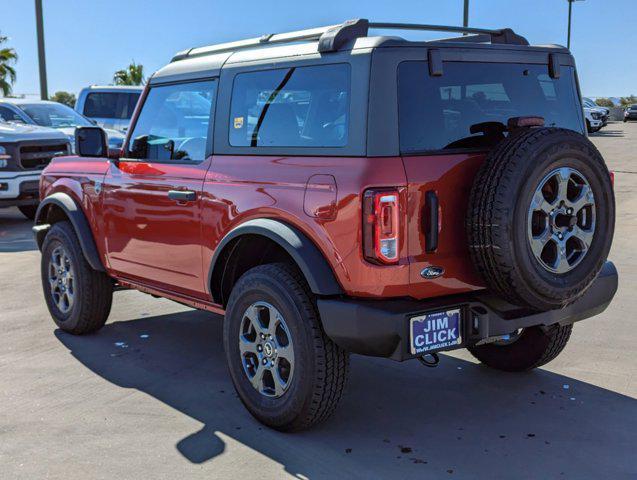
left=208, top=218, right=343, bottom=300
left=34, top=192, right=105, bottom=272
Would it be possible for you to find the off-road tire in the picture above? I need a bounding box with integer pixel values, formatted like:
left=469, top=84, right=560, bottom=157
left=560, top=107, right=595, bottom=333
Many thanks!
left=467, top=127, right=615, bottom=311
left=224, top=263, right=349, bottom=431
left=18, top=205, right=37, bottom=220
left=468, top=324, right=573, bottom=371
left=41, top=221, right=113, bottom=334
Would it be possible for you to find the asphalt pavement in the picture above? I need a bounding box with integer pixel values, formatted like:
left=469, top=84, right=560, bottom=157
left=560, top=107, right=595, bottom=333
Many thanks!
left=1, top=122, right=635, bottom=479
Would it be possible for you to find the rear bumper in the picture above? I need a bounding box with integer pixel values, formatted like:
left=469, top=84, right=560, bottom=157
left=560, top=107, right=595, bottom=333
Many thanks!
left=318, top=261, right=618, bottom=361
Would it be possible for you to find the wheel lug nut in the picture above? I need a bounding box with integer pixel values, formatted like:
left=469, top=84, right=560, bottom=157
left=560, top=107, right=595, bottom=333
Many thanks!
left=262, top=358, right=268, bottom=365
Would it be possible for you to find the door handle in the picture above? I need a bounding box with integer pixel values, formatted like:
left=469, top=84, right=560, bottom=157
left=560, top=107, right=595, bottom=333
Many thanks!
left=168, top=190, right=197, bottom=202
left=424, top=190, right=439, bottom=252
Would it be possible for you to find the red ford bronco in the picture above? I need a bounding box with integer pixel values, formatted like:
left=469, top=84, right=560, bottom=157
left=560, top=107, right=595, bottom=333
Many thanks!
left=34, top=20, right=617, bottom=431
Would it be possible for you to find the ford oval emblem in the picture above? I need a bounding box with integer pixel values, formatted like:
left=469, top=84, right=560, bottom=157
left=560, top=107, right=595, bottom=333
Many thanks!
left=420, top=266, right=444, bottom=279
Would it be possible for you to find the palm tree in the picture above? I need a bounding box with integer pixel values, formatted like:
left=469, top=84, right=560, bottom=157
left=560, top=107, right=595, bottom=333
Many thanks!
left=0, top=32, right=18, bottom=97
left=113, top=61, right=144, bottom=86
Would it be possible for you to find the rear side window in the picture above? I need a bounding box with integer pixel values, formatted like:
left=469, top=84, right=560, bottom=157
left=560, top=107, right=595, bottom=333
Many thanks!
left=127, top=80, right=216, bottom=162
left=398, top=62, right=583, bottom=153
left=229, top=64, right=350, bottom=148
left=83, top=92, right=141, bottom=120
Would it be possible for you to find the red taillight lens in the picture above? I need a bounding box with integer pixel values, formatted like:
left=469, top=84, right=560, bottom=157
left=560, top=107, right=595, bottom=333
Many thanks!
left=363, top=189, right=400, bottom=264
left=609, top=170, right=615, bottom=188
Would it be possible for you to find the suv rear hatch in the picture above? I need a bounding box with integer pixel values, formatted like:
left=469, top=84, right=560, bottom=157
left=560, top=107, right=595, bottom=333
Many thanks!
left=396, top=54, right=585, bottom=299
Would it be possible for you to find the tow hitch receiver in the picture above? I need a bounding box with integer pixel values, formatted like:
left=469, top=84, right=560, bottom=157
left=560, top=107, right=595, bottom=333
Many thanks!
left=418, top=352, right=440, bottom=367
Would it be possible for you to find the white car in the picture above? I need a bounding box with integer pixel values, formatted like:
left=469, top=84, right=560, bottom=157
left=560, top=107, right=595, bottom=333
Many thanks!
left=0, top=99, right=125, bottom=155
left=0, top=121, right=70, bottom=219
left=583, top=106, right=606, bottom=133
left=75, top=85, right=143, bottom=132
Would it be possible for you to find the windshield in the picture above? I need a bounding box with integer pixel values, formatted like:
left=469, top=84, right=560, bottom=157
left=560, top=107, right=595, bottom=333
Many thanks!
left=398, top=62, right=583, bottom=153
left=18, top=103, right=92, bottom=128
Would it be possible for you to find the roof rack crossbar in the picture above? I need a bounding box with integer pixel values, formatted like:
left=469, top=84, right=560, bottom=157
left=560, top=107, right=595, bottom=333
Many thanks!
left=170, top=18, right=529, bottom=62
left=171, top=24, right=339, bottom=61
left=368, top=22, right=529, bottom=46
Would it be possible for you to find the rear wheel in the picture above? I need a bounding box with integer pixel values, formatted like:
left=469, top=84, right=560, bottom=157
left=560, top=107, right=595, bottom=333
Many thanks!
left=224, top=263, right=349, bottom=431
left=41, top=222, right=113, bottom=334
left=18, top=205, right=37, bottom=220
left=468, top=324, right=573, bottom=371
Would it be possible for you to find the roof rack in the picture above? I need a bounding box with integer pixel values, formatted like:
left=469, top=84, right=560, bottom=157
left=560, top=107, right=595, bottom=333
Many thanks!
left=171, top=18, right=529, bottom=62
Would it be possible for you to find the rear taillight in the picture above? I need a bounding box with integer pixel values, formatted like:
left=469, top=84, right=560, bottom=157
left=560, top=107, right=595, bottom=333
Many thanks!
left=363, top=189, right=400, bottom=264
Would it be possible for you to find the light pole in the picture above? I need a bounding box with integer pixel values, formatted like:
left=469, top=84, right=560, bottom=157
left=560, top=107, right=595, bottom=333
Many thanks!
left=567, top=0, right=584, bottom=50
left=35, top=0, right=48, bottom=100
left=463, top=0, right=469, bottom=30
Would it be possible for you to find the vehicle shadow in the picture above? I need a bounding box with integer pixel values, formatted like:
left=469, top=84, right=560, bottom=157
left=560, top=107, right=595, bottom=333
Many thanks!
left=55, top=311, right=637, bottom=480
left=0, top=208, right=37, bottom=252
left=590, top=129, right=625, bottom=138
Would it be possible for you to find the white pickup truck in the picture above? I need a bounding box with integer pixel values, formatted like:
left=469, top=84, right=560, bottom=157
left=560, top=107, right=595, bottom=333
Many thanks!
left=0, top=121, right=70, bottom=219
left=583, top=105, right=608, bottom=133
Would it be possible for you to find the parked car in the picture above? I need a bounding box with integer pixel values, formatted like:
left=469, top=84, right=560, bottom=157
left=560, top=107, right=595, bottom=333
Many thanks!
left=0, top=120, right=70, bottom=219
left=623, top=104, right=637, bottom=122
left=583, top=97, right=610, bottom=115
left=582, top=98, right=609, bottom=127
left=584, top=106, right=606, bottom=133
left=34, top=19, right=617, bottom=431
left=0, top=99, right=125, bottom=155
left=75, top=86, right=143, bottom=133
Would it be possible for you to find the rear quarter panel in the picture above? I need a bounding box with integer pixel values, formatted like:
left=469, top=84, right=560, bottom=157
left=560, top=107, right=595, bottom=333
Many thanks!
left=203, top=154, right=411, bottom=298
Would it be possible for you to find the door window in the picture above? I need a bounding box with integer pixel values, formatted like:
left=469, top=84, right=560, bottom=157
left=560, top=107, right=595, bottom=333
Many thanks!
left=127, top=80, right=217, bottom=162
left=229, top=64, right=350, bottom=148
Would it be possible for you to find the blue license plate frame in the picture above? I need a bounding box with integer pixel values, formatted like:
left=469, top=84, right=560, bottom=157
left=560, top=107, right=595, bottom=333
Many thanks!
left=410, top=308, right=463, bottom=355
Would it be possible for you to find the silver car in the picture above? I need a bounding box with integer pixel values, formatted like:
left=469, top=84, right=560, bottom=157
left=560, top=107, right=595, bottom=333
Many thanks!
left=0, top=99, right=125, bottom=154
left=75, top=85, right=143, bottom=132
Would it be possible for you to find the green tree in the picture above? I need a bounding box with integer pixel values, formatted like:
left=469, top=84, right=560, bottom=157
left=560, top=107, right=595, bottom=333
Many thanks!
left=113, top=61, right=144, bottom=86
left=620, top=95, right=637, bottom=107
left=595, top=98, right=614, bottom=108
left=50, top=91, right=76, bottom=108
left=0, top=32, right=18, bottom=97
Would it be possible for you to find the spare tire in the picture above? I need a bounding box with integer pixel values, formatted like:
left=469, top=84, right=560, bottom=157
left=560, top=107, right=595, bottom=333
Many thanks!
left=467, top=127, right=615, bottom=311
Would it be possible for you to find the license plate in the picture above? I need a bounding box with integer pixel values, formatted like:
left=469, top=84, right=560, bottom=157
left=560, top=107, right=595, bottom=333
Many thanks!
left=410, top=308, right=462, bottom=355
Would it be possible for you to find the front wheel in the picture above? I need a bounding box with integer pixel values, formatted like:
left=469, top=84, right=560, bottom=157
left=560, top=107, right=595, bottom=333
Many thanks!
left=224, top=263, right=349, bottom=431
left=467, top=324, right=573, bottom=372
left=41, top=222, right=113, bottom=334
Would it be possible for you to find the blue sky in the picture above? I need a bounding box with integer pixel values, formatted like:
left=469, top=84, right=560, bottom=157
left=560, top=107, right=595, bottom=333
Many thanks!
left=1, top=0, right=636, bottom=98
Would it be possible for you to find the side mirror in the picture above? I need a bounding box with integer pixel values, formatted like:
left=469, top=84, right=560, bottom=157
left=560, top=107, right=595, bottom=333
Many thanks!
left=75, top=127, right=108, bottom=158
